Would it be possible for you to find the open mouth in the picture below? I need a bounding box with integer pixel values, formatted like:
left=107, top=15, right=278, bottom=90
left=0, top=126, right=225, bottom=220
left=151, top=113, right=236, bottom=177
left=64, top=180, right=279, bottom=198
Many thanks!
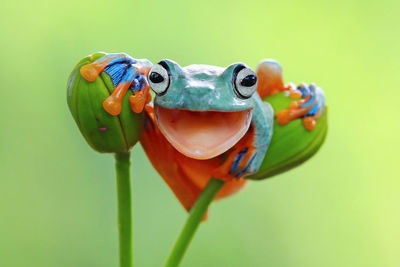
left=155, top=105, right=253, bottom=160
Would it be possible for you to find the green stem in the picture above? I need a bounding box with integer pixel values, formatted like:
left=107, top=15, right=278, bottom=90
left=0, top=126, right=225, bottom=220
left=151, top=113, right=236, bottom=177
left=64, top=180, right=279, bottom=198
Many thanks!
left=165, top=178, right=225, bottom=267
left=115, top=152, right=133, bottom=267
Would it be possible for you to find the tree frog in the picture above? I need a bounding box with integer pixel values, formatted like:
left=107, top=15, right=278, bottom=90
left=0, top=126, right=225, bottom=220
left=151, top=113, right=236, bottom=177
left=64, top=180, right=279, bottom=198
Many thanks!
left=146, top=60, right=274, bottom=180
left=80, top=53, right=325, bottom=212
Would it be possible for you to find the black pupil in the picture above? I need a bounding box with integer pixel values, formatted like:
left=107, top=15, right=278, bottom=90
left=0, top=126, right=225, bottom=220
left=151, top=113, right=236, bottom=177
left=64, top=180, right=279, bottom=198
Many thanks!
left=149, top=72, right=164, bottom=83
left=240, top=75, right=257, bottom=87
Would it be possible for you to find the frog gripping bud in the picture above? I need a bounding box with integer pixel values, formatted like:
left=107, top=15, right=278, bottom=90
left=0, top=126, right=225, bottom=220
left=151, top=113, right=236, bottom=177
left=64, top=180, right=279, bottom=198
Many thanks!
left=247, top=91, right=327, bottom=179
left=67, top=52, right=152, bottom=153
left=247, top=60, right=327, bottom=180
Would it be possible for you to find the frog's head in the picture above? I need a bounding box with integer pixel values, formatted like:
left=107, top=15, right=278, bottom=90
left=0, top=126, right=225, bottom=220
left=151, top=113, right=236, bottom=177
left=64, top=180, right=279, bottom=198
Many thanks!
left=148, top=60, right=258, bottom=160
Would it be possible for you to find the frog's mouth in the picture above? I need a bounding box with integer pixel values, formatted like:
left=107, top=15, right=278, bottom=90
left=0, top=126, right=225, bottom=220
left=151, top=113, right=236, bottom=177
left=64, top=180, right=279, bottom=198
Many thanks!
left=154, top=105, right=253, bottom=160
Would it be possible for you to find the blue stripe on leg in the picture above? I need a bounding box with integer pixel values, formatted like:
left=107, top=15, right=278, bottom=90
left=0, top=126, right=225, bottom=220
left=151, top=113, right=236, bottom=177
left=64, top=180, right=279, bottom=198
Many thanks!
left=235, top=153, right=257, bottom=178
left=229, top=148, right=248, bottom=175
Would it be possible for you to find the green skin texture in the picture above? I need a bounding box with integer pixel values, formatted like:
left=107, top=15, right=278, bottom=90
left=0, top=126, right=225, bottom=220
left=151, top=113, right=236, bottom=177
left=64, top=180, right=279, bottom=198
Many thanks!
left=67, top=53, right=143, bottom=153
left=155, top=61, right=255, bottom=111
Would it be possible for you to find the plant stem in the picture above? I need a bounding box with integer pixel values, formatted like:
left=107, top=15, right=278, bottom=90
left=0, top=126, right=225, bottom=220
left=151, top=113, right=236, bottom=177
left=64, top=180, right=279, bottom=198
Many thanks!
left=115, top=152, right=133, bottom=267
left=165, top=178, right=225, bottom=267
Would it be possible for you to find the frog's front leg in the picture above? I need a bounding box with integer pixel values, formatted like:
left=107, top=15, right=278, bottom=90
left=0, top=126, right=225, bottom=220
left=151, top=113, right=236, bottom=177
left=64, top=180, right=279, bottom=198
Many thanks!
left=80, top=52, right=153, bottom=115
left=212, top=95, right=274, bottom=180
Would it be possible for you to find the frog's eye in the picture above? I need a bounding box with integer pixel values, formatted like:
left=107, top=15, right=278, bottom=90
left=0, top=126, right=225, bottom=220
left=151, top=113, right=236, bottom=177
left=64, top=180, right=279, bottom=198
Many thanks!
left=148, top=61, right=171, bottom=96
left=232, top=65, right=258, bottom=99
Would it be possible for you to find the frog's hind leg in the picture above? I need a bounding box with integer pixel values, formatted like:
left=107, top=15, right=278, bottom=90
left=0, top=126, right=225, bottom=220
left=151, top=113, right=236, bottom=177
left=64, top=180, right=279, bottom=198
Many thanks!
left=257, top=59, right=326, bottom=131
left=276, top=83, right=325, bottom=131
left=80, top=53, right=152, bottom=115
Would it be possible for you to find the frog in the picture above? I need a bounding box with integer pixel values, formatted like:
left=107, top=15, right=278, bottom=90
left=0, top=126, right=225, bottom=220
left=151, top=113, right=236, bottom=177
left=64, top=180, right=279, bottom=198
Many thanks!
left=146, top=59, right=274, bottom=181
left=80, top=53, right=325, bottom=212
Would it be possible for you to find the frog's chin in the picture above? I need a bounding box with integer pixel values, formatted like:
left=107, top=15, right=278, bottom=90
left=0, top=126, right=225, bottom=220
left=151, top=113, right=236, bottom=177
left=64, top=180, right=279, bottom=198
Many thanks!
left=154, top=105, right=253, bottom=160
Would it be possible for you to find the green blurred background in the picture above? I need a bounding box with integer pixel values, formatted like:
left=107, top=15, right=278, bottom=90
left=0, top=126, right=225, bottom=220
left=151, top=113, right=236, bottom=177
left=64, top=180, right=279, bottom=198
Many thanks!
left=1, top=0, right=399, bottom=266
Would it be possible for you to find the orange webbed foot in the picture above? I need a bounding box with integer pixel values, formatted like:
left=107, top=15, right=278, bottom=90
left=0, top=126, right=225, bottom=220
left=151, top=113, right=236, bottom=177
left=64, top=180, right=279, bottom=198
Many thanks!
left=102, top=80, right=133, bottom=116
left=80, top=53, right=153, bottom=116
left=129, top=86, right=151, bottom=113
left=276, top=83, right=325, bottom=131
left=80, top=63, right=105, bottom=82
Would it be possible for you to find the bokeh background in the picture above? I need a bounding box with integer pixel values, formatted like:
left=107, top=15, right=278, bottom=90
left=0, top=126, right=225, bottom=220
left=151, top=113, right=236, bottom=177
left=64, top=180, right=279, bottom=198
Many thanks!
left=1, top=0, right=399, bottom=266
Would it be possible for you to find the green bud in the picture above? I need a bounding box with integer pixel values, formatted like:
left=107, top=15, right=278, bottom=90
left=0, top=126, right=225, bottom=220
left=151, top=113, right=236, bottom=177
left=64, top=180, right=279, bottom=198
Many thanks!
left=67, top=52, right=144, bottom=153
left=247, top=91, right=327, bottom=180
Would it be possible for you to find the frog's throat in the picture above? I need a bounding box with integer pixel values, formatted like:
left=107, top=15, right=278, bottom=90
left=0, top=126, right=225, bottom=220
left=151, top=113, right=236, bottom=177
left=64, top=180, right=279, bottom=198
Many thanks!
left=154, top=105, right=253, bottom=160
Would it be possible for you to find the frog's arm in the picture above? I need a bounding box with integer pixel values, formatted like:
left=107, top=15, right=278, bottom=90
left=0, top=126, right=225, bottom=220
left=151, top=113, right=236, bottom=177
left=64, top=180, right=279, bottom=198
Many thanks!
left=244, top=96, right=274, bottom=173
left=211, top=94, right=274, bottom=180
left=247, top=59, right=327, bottom=180
left=80, top=52, right=153, bottom=115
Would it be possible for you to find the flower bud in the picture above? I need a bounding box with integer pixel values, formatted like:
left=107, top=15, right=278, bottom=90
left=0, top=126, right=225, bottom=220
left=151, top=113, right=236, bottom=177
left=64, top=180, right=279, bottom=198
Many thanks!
left=247, top=86, right=327, bottom=180
left=67, top=52, right=144, bottom=153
